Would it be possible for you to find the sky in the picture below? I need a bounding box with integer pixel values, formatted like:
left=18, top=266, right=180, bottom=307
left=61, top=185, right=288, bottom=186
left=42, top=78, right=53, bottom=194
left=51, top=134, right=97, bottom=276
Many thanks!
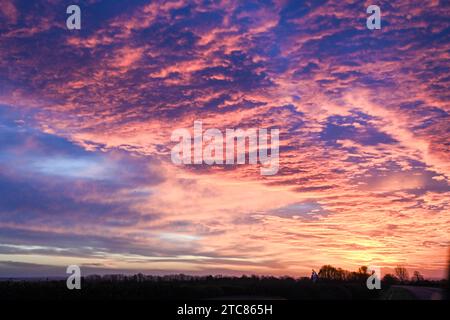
left=0, top=0, right=449, bottom=279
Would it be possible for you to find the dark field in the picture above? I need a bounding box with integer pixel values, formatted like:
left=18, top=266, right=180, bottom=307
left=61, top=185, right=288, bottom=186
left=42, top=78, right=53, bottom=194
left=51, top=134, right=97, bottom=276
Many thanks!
left=0, top=275, right=446, bottom=300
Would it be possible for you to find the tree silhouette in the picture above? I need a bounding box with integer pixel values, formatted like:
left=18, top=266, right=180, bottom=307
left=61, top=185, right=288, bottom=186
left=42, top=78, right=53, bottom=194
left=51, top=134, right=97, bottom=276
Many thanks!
left=318, top=265, right=348, bottom=280
left=358, top=266, right=368, bottom=275
left=412, top=271, right=424, bottom=282
left=382, top=273, right=399, bottom=285
left=394, top=266, right=409, bottom=283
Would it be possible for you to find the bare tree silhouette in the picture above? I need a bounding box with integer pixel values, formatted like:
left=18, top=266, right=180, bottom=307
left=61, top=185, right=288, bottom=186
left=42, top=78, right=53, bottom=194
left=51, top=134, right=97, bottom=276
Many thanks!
left=394, top=266, right=409, bottom=283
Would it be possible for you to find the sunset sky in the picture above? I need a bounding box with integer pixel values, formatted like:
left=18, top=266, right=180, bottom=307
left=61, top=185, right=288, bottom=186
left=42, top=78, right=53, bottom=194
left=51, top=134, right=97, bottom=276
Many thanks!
left=0, top=0, right=449, bottom=279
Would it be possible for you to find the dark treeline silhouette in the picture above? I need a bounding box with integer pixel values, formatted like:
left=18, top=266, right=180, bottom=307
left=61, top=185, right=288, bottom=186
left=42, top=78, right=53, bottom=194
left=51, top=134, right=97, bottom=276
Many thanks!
left=317, top=265, right=372, bottom=282
left=0, top=265, right=446, bottom=300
